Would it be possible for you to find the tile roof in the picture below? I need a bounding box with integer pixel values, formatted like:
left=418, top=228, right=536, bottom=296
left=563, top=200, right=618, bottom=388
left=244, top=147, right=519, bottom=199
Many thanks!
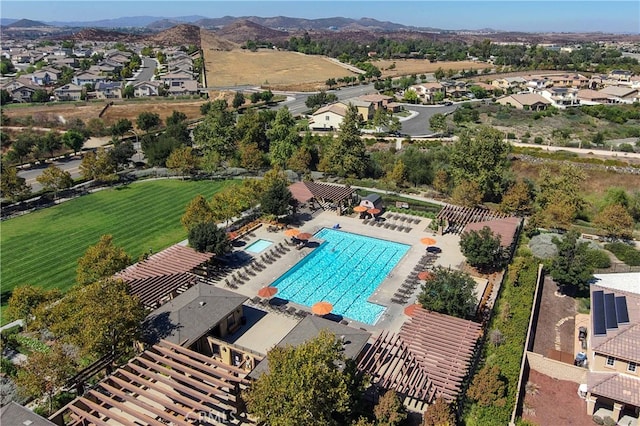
left=588, top=372, right=640, bottom=407
left=463, top=216, right=522, bottom=248
left=590, top=283, right=640, bottom=363
left=313, top=103, right=348, bottom=117
left=599, top=85, right=638, bottom=97
left=504, top=93, right=551, bottom=106
left=0, top=402, right=56, bottom=426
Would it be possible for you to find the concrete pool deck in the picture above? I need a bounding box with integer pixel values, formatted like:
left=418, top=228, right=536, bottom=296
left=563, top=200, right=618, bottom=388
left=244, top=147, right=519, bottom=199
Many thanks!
left=214, top=209, right=467, bottom=354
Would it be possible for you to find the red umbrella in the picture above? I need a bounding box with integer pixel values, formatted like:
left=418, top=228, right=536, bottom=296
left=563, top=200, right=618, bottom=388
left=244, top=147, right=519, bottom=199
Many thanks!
left=312, top=301, right=333, bottom=315
left=418, top=271, right=434, bottom=281
left=296, top=232, right=313, bottom=241
left=367, top=208, right=381, bottom=216
left=258, top=286, right=278, bottom=298
left=404, top=303, right=422, bottom=317
left=284, top=228, right=301, bottom=237
left=420, top=237, right=437, bottom=246
left=353, top=205, right=368, bottom=213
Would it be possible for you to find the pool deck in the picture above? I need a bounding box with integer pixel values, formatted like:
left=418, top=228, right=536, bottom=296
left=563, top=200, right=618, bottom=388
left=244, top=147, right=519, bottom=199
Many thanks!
left=213, top=209, right=467, bottom=354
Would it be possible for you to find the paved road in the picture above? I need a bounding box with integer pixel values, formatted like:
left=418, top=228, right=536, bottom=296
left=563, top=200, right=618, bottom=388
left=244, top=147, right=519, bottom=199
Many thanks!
left=401, top=104, right=458, bottom=137
left=18, top=156, right=84, bottom=192
left=132, top=57, right=158, bottom=84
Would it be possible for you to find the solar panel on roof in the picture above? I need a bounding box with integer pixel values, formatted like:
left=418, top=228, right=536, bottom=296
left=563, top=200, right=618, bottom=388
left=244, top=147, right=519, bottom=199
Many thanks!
left=592, top=290, right=606, bottom=335
left=615, top=296, right=630, bottom=324
left=604, top=292, right=618, bottom=330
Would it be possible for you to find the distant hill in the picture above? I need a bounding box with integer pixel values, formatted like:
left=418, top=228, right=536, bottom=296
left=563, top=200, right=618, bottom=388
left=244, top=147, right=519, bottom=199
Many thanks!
left=0, top=18, right=19, bottom=26
left=47, top=15, right=206, bottom=28
left=143, top=24, right=202, bottom=47
left=67, top=28, right=137, bottom=42
left=6, top=18, right=50, bottom=28
left=215, top=20, right=289, bottom=43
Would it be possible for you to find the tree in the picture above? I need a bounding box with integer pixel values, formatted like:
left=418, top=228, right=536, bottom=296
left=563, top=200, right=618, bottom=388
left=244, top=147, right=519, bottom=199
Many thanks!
left=165, top=110, right=187, bottom=126
left=267, top=107, right=301, bottom=168
left=110, top=118, right=133, bottom=139
left=498, top=180, right=533, bottom=216
left=535, top=164, right=585, bottom=229
left=549, top=230, right=593, bottom=294
left=385, top=160, right=406, bottom=188
left=193, top=102, right=237, bottom=160
left=459, top=226, right=507, bottom=271
left=326, top=78, right=337, bottom=89
left=244, top=330, right=358, bottom=426
left=210, top=187, right=243, bottom=225
left=5, top=285, right=61, bottom=325
left=434, top=67, right=445, bottom=81
left=109, top=140, right=135, bottom=169
left=422, top=397, right=455, bottom=426
left=122, top=84, right=135, bottom=99
left=449, top=126, right=511, bottom=201
left=188, top=222, right=231, bottom=255
left=417, top=266, right=477, bottom=318
left=432, top=169, right=450, bottom=194
left=232, top=91, right=245, bottom=109
left=166, top=146, right=198, bottom=178
left=136, top=112, right=161, bottom=132
left=450, top=180, right=482, bottom=208
left=15, top=343, right=76, bottom=415
left=239, top=141, right=265, bottom=171
left=38, top=131, right=62, bottom=158
left=324, top=104, right=367, bottom=177
left=261, top=180, right=293, bottom=216
left=0, top=165, right=31, bottom=202
left=8, top=134, right=34, bottom=164
left=80, top=147, right=117, bottom=182
left=429, top=113, right=447, bottom=134
left=467, top=365, right=506, bottom=407
left=403, top=89, right=419, bottom=104
left=594, top=203, right=635, bottom=240
left=76, top=235, right=131, bottom=286
left=61, top=129, right=85, bottom=154
left=31, top=88, right=49, bottom=103
left=374, top=390, right=407, bottom=426
left=36, top=165, right=73, bottom=198
left=141, top=133, right=184, bottom=167
left=181, top=195, right=215, bottom=231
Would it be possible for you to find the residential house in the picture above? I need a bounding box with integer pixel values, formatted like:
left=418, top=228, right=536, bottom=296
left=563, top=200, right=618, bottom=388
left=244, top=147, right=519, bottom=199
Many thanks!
left=441, top=80, right=468, bottom=98
left=598, top=86, right=639, bottom=104
left=160, top=70, right=194, bottom=85
left=309, top=103, right=348, bottom=130
left=608, top=69, right=633, bottom=82
left=73, top=48, right=93, bottom=58
left=356, top=93, right=393, bottom=110
left=339, top=99, right=374, bottom=121
left=526, top=77, right=552, bottom=91
left=166, top=79, right=199, bottom=96
left=496, top=93, right=551, bottom=110
left=577, top=89, right=615, bottom=105
left=585, top=273, right=640, bottom=424
left=408, top=82, right=445, bottom=103
left=133, top=80, right=163, bottom=97
left=1, top=402, right=56, bottom=426
left=492, top=76, right=527, bottom=90
left=94, top=81, right=122, bottom=99
left=1, top=80, right=38, bottom=103
left=547, top=73, right=590, bottom=88
left=538, top=87, right=580, bottom=108
left=72, top=72, right=106, bottom=86
left=53, top=83, right=83, bottom=101
left=169, top=58, right=193, bottom=72
left=28, top=70, right=58, bottom=86
left=46, top=57, right=78, bottom=68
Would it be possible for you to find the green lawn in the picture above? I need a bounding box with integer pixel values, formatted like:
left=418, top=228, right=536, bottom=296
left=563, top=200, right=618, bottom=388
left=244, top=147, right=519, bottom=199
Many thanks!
left=0, top=179, right=237, bottom=319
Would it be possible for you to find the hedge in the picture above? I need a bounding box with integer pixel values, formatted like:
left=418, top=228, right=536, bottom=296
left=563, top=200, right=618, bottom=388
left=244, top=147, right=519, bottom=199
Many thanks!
left=605, top=242, right=640, bottom=266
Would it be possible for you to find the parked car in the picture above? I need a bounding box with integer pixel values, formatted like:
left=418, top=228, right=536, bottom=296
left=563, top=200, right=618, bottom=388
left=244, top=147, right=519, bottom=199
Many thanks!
left=574, top=351, right=588, bottom=367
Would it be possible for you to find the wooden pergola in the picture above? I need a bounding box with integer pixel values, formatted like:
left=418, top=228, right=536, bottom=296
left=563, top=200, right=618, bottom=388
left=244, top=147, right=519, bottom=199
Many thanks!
left=436, top=204, right=510, bottom=235
left=57, top=340, right=253, bottom=425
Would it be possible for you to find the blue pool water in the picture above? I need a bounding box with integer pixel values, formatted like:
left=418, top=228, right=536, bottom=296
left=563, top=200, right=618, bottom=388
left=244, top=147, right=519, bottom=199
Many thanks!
left=272, top=228, right=410, bottom=324
left=245, top=239, right=273, bottom=253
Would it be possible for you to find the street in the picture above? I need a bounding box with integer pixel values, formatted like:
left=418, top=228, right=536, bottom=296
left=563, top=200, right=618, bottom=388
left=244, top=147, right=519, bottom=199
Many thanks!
left=132, top=57, right=158, bottom=84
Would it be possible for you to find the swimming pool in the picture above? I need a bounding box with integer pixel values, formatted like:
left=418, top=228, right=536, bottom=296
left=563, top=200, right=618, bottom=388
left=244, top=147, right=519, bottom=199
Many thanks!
left=272, top=228, right=410, bottom=324
left=245, top=239, right=273, bottom=253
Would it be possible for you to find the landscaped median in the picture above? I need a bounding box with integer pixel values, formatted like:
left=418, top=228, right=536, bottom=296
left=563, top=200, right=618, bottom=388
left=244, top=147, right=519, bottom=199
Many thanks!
left=0, top=179, right=239, bottom=323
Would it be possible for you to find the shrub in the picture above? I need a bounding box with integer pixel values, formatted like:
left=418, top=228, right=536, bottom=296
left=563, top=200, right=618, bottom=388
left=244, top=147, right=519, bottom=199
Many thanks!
left=507, top=132, right=516, bottom=140
left=534, top=136, right=543, bottom=144
left=584, top=249, right=612, bottom=269
left=592, top=415, right=604, bottom=425
left=618, top=143, right=635, bottom=153
left=605, top=242, right=640, bottom=266
left=603, top=416, right=617, bottom=426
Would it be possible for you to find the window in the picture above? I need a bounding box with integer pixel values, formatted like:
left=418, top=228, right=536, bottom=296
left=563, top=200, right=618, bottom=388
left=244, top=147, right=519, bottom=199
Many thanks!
left=325, top=116, right=330, bottom=121
left=606, top=356, right=615, bottom=367
left=629, top=362, right=637, bottom=373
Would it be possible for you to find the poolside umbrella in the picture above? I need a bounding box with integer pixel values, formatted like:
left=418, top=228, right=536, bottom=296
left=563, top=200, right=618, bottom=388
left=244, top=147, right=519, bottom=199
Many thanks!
left=296, top=232, right=313, bottom=241
left=312, top=301, right=333, bottom=316
left=420, top=237, right=437, bottom=246
left=353, top=205, right=368, bottom=213
left=367, top=208, right=381, bottom=217
left=404, top=303, right=421, bottom=317
left=418, top=271, right=434, bottom=281
left=284, top=228, right=301, bottom=237
left=228, top=231, right=239, bottom=240
left=258, top=286, right=278, bottom=298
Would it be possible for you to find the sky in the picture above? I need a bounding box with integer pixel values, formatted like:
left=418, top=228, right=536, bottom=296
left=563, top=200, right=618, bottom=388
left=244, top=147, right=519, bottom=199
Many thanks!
left=1, top=1, right=639, bottom=33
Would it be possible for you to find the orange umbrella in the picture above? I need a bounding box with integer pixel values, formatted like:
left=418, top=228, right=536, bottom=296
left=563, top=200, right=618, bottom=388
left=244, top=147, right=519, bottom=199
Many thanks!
left=404, top=303, right=421, bottom=317
left=418, top=271, right=434, bottom=281
left=258, top=286, right=278, bottom=298
left=353, top=205, right=368, bottom=213
left=367, top=208, right=381, bottom=216
left=296, top=232, right=312, bottom=241
left=228, top=231, right=239, bottom=240
left=312, top=301, right=333, bottom=315
left=284, top=228, right=301, bottom=237
left=420, top=237, right=437, bottom=246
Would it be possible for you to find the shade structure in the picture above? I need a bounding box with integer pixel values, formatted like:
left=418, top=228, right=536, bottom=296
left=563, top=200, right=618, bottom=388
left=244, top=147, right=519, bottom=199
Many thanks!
left=312, top=301, right=333, bottom=316
left=418, top=271, right=434, bottom=281
left=353, top=205, right=368, bottom=213
left=258, top=286, right=278, bottom=298
left=420, top=237, right=437, bottom=246
left=404, top=303, right=421, bottom=317
left=367, top=208, right=381, bottom=216
left=284, top=228, right=301, bottom=237
left=296, top=232, right=313, bottom=241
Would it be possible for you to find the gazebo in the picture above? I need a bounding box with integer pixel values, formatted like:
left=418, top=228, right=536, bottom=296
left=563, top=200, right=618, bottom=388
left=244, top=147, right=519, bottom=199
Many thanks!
left=288, top=181, right=356, bottom=215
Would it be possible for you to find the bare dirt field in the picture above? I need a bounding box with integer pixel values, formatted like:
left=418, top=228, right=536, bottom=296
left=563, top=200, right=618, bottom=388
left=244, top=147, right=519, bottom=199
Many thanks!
left=522, top=369, right=592, bottom=425
left=2, top=99, right=208, bottom=128
left=203, top=49, right=357, bottom=89
left=375, top=59, right=490, bottom=78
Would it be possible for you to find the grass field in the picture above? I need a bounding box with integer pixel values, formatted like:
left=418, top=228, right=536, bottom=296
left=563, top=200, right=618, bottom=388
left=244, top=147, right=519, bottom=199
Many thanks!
left=375, top=59, right=490, bottom=78
left=0, top=179, right=237, bottom=320
left=203, top=49, right=357, bottom=89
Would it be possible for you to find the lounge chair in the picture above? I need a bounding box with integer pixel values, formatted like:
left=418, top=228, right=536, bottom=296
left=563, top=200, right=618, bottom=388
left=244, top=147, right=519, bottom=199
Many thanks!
left=389, top=224, right=397, bottom=230
left=286, top=306, right=297, bottom=316
left=391, top=297, right=406, bottom=304
left=396, top=225, right=404, bottom=232
left=404, top=227, right=411, bottom=233
left=363, top=219, right=370, bottom=225
left=375, top=221, right=383, bottom=227
left=340, top=319, right=349, bottom=325
left=251, top=296, right=261, bottom=304
left=383, top=222, right=390, bottom=229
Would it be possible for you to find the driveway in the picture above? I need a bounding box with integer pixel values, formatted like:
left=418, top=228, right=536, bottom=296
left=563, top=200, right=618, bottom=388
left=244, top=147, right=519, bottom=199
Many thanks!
left=400, top=104, right=459, bottom=137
